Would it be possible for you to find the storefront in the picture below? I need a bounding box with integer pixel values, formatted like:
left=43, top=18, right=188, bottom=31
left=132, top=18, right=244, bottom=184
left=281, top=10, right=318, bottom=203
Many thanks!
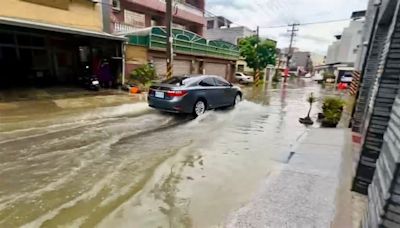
left=0, top=17, right=125, bottom=89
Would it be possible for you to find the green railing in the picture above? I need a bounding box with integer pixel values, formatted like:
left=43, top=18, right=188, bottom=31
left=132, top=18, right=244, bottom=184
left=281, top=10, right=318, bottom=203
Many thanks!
left=126, top=27, right=240, bottom=60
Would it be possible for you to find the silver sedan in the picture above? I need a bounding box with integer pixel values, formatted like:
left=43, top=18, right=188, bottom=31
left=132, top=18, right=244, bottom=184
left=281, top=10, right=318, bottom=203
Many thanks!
left=148, top=75, right=242, bottom=117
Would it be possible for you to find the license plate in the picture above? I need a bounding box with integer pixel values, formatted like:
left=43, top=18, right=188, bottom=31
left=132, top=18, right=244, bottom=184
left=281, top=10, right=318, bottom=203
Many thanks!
left=155, top=91, right=165, bottom=98
left=92, top=81, right=99, bottom=85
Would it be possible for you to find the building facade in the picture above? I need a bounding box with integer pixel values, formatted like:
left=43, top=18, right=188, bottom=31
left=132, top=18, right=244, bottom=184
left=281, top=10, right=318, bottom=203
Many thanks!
left=106, top=0, right=205, bottom=35
left=350, top=0, right=400, bottom=227
left=289, top=51, right=312, bottom=72
left=110, top=6, right=241, bottom=82
left=0, top=0, right=125, bottom=89
left=326, top=15, right=365, bottom=65
left=204, top=16, right=255, bottom=45
left=124, top=27, right=239, bottom=81
left=204, top=16, right=256, bottom=74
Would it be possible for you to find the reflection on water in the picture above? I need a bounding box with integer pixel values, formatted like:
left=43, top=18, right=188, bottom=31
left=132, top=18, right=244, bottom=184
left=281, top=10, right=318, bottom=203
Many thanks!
left=0, top=80, right=324, bottom=227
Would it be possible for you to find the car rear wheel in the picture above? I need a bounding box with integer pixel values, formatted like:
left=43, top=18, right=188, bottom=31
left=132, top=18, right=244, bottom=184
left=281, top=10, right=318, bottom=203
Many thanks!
left=193, top=100, right=206, bottom=117
left=233, top=93, right=242, bottom=106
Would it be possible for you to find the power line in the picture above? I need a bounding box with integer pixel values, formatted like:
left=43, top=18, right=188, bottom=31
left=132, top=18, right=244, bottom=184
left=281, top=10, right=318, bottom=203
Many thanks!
left=259, top=18, right=352, bottom=29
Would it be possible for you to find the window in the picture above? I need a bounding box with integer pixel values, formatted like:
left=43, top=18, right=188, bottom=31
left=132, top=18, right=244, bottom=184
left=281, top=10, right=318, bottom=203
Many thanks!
left=214, top=77, right=230, bottom=86
left=151, top=18, right=158, bottom=27
left=112, top=0, right=121, bottom=11
left=162, top=76, right=189, bottom=86
left=124, top=10, right=145, bottom=28
left=237, top=64, right=244, bottom=72
left=207, top=20, right=214, bottom=29
left=199, top=78, right=215, bottom=87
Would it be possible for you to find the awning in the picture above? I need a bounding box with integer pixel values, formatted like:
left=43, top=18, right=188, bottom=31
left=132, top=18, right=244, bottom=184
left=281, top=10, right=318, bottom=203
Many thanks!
left=0, top=16, right=126, bottom=41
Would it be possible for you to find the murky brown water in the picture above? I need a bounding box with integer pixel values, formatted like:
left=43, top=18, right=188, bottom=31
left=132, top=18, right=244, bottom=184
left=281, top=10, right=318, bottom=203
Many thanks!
left=0, top=80, right=327, bottom=227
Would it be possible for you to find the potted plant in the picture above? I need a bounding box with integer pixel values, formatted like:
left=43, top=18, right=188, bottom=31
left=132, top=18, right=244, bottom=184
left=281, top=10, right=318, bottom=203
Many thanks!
left=321, top=97, right=345, bottom=128
left=299, top=92, right=317, bottom=125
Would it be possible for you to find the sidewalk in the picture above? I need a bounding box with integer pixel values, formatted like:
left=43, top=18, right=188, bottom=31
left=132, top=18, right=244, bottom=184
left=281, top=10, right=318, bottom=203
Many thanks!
left=226, top=128, right=359, bottom=227
left=0, top=88, right=147, bottom=124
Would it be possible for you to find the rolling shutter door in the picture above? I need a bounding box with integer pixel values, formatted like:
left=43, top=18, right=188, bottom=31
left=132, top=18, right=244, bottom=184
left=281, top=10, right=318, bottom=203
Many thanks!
left=174, top=60, right=191, bottom=76
left=153, top=58, right=191, bottom=77
left=204, top=63, right=226, bottom=78
left=153, top=58, right=166, bottom=78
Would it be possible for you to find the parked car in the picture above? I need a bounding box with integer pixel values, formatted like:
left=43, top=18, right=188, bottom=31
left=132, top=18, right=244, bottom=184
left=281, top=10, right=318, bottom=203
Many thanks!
left=148, top=75, right=242, bottom=117
left=235, top=72, right=254, bottom=84
left=313, top=73, right=324, bottom=82
left=340, top=74, right=353, bottom=83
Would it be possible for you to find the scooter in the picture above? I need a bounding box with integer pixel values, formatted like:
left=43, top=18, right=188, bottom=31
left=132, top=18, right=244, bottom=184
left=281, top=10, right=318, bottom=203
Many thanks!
left=85, top=75, right=100, bottom=91
left=78, top=65, right=100, bottom=91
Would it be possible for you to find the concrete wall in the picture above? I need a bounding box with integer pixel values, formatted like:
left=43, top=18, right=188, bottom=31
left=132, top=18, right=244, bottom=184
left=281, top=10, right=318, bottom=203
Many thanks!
left=110, top=0, right=205, bottom=35
left=290, top=51, right=310, bottom=69
left=326, top=41, right=341, bottom=64
left=365, top=96, right=400, bottom=228
left=355, top=0, right=378, bottom=70
left=310, top=52, right=325, bottom=66
left=0, top=0, right=103, bottom=31
left=338, top=20, right=364, bottom=63
left=326, top=20, right=364, bottom=64
left=353, top=0, right=400, bottom=196
left=205, top=26, right=255, bottom=45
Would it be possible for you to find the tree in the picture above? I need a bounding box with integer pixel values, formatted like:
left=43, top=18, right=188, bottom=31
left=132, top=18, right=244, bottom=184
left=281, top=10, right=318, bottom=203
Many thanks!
left=306, top=92, right=317, bottom=119
left=299, top=92, right=317, bottom=125
left=238, top=36, right=276, bottom=84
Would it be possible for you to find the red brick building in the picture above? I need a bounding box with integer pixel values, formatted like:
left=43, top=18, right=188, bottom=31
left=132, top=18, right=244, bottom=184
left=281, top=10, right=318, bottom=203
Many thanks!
left=107, top=0, right=205, bottom=35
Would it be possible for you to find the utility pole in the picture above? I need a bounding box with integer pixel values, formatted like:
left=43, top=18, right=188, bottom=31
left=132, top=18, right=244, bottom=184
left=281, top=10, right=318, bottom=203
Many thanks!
left=285, top=23, right=299, bottom=83
left=254, top=26, right=260, bottom=87
left=166, top=0, right=173, bottom=78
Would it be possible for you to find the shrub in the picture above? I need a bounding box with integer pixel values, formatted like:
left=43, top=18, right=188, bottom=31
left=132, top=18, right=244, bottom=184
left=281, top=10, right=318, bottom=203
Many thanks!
left=323, top=97, right=345, bottom=113
left=322, top=96, right=346, bottom=125
left=323, top=109, right=342, bottom=123
left=323, top=72, right=335, bottom=81
left=129, top=64, right=157, bottom=86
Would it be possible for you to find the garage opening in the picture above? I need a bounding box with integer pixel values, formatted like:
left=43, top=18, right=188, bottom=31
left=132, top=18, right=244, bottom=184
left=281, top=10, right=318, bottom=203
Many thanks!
left=0, top=24, right=123, bottom=89
left=153, top=58, right=192, bottom=78
left=204, top=62, right=227, bottom=78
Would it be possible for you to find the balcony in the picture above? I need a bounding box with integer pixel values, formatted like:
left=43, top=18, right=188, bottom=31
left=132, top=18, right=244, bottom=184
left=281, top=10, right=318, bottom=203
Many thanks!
left=112, top=22, right=140, bottom=34
left=176, top=2, right=203, bottom=17
left=128, top=0, right=204, bottom=25
left=126, top=27, right=240, bottom=60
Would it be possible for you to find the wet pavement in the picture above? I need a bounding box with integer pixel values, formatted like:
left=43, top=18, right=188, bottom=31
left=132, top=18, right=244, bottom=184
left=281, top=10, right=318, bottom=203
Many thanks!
left=0, top=79, right=343, bottom=227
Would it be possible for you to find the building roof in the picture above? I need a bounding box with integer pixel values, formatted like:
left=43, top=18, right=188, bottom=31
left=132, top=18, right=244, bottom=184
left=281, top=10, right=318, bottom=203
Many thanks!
left=0, top=16, right=126, bottom=41
left=125, top=26, right=240, bottom=60
left=205, top=16, right=233, bottom=25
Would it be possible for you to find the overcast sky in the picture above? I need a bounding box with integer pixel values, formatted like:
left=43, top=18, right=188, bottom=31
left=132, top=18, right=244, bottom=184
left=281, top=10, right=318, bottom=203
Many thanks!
left=206, top=0, right=368, bottom=55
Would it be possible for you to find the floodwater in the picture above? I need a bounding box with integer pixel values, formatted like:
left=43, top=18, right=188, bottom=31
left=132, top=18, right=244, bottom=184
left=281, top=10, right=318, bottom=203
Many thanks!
left=0, top=80, right=325, bottom=227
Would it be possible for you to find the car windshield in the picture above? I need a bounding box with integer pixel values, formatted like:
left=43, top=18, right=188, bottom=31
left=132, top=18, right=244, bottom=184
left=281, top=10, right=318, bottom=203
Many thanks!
left=161, top=76, right=189, bottom=86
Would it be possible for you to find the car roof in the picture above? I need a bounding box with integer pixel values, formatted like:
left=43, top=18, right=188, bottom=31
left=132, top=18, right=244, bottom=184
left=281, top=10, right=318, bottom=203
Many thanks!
left=180, top=74, right=225, bottom=80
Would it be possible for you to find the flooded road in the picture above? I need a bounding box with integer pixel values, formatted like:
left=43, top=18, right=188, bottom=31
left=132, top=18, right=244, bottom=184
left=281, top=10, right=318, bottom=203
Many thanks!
left=0, top=80, right=326, bottom=227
